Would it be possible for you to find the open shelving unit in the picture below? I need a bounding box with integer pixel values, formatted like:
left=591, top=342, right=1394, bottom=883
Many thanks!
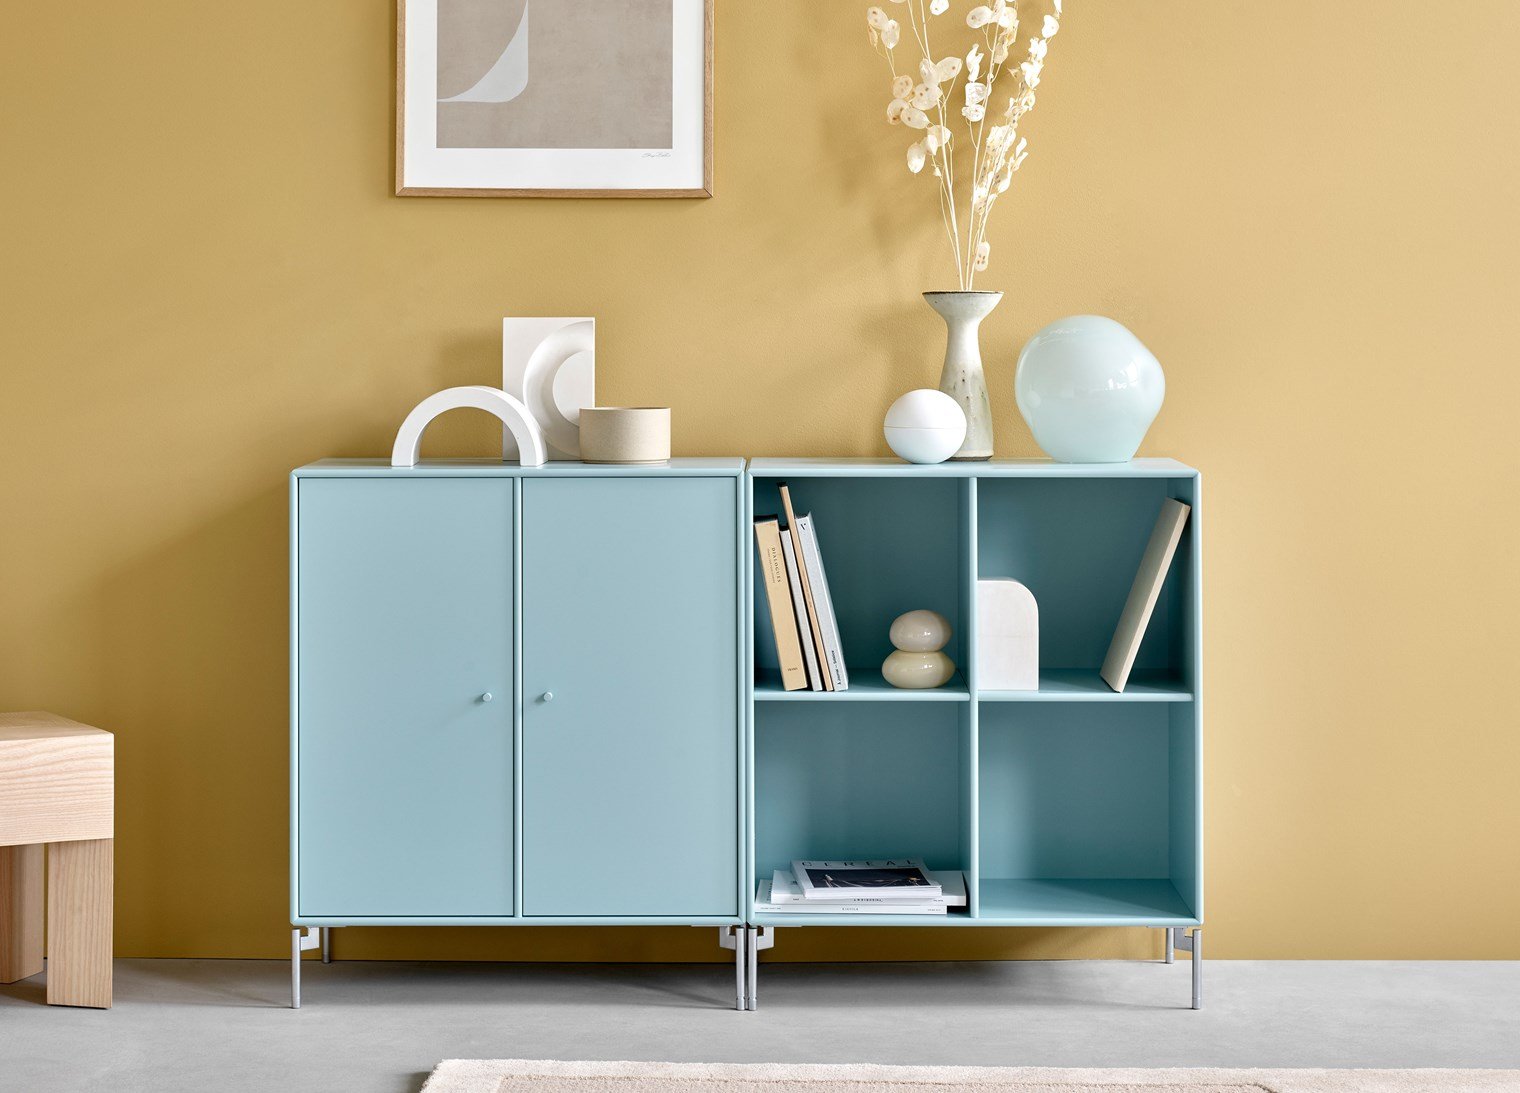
left=744, top=457, right=1203, bottom=1003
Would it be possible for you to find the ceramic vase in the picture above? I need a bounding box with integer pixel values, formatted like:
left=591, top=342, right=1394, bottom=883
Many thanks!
left=1014, top=315, right=1165, bottom=463
left=925, top=291, right=1001, bottom=461
left=579, top=407, right=671, bottom=464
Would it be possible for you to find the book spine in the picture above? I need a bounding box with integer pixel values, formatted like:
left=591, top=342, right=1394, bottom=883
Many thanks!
left=796, top=515, right=849, bottom=691
left=777, top=484, right=835, bottom=691
left=779, top=533, right=822, bottom=691
left=753, top=518, right=808, bottom=691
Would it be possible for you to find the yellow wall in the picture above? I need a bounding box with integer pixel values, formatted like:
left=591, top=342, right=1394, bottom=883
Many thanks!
left=3, top=2, right=1517, bottom=963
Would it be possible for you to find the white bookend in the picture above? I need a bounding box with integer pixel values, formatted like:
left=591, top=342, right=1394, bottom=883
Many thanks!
left=1100, top=498, right=1191, bottom=693
left=978, top=578, right=1039, bottom=690
left=779, top=534, right=822, bottom=691
left=795, top=514, right=849, bottom=691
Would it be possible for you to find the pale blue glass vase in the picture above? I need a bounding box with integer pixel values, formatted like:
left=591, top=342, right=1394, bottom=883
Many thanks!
left=1014, top=315, right=1165, bottom=463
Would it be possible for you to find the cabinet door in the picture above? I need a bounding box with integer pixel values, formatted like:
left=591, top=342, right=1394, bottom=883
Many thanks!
left=522, top=477, right=739, bottom=917
left=297, top=477, right=514, bottom=917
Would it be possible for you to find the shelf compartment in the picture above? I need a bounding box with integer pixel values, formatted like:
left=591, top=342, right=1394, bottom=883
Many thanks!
left=978, top=703, right=1200, bottom=922
left=753, top=703, right=970, bottom=885
left=978, top=669, right=1191, bottom=703
left=975, top=878, right=1197, bottom=926
left=751, top=476, right=968, bottom=685
left=755, top=669, right=969, bottom=701
left=975, top=476, right=1196, bottom=687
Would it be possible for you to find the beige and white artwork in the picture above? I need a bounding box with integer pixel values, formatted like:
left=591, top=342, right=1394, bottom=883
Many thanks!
left=436, top=0, right=674, bottom=150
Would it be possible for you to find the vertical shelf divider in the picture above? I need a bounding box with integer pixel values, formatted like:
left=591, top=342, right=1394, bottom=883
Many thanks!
left=961, top=476, right=980, bottom=918
left=512, top=476, right=524, bottom=918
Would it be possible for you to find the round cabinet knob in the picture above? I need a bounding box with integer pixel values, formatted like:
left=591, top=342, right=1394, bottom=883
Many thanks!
left=480, top=692, right=493, bottom=703
left=541, top=691, right=555, bottom=703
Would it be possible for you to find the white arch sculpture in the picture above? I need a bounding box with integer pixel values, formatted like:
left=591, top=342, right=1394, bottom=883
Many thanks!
left=391, top=385, right=547, bottom=468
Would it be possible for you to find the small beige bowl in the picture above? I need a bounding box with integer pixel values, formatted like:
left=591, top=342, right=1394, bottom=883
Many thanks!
left=579, top=407, right=671, bottom=464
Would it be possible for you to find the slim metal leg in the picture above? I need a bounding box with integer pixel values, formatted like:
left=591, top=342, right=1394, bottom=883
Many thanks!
left=1168, top=926, right=1202, bottom=1010
left=291, top=927, right=319, bottom=1009
left=321, top=927, right=332, bottom=964
left=746, top=928, right=758, bottom=1011
left=717, top=926, right=744, bottom=1011
left=291, top=929, right=301, bottom=1009
left=747, top=926, right=774, bottom=1012
left=1191, top=928, right=1203, bottom=1010
left=1164, top=927, right=1174, bottom=964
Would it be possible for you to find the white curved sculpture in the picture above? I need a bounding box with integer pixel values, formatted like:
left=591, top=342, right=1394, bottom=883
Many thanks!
left=440, top=1, right=529, bottom=104
left=391, top=385, right=547, bottom=468
left=503, top=317, right=595, bottom=460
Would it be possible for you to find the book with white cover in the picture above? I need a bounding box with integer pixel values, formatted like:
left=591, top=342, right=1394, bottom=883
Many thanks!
left=794, top=514, right=849, bottom=690
left=791, top=859, right=940, bottom=901
left=779, top=532, right=822, bottom=690
left=755, top=880, right=948, bottom=915
left=771, top=869, right=965, bottom=908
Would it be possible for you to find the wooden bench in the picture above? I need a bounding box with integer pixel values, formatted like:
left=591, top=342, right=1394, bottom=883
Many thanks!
left=0, top=712, right=113, bottom=1008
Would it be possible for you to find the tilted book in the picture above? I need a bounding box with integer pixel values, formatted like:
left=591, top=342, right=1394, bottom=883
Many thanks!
left=752, top=517, right=808, bottom=691
left=1100, top=498, right=1191, bottom=693
left=791, top=859, right=940, bottom=901
left=779, top=532, right=822, bottom=691
left=777, top=483, right=834, bottom=691
left=794, top=513, right=849, bottom=691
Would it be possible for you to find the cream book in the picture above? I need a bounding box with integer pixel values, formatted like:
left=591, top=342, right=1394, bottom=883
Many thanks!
left=779, top=532, right=822, bottom=690
left=753, top=516, right=808, bottom=691
left=1101, top=498, right=1191, bottom=692
left=777, top=483, right=834, bottom=691
left=795, top=513, right=849, bottom=691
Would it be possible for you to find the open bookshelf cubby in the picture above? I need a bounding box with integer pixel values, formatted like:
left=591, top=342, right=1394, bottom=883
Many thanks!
left=745, top=458, right=1202, bottom=931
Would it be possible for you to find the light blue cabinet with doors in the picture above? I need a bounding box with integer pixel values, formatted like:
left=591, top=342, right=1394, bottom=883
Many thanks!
left=290, top=459, right=746, bottom=1007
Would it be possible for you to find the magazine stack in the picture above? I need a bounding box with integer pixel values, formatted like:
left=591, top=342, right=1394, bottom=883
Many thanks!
left=754, top=859, right=966, bottom=915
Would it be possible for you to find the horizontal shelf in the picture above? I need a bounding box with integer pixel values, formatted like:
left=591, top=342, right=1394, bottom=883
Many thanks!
left=748, top=880, right=1195, bottom=926
left=747, top=458, right=1198, bottom=479
left=752, top=907, right=976, bottom=926
left=978, top=670, right=1192, bottom=703
left=977, top=879, right=1196, bottom=926
left=754, top=670, right=970, bottom=702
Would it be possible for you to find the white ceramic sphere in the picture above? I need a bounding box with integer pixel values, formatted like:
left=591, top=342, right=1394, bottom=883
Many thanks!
left=889, top=609, right=952, bottom=653
left=1014, top=316, right=1165, bottom=463
left=883, top=389, right=967, bottom=464
left=882, top=649, right=956, bottom=689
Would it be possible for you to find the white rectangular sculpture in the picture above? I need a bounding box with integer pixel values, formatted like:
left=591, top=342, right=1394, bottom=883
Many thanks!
left=977, top=578, right=1039, bottom=691
left=502, top=317, right=596, bottom=461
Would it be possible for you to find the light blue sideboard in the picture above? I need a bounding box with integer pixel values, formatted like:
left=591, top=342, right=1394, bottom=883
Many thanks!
left=290, top=456, right=1203, bottom=1012
left=289, top=459, right=747, bottom=1006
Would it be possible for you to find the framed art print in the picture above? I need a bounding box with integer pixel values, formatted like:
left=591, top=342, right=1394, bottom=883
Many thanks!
left=397, top=0, right=713, bottom=197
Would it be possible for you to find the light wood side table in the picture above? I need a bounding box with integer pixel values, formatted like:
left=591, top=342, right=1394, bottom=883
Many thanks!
left=0, top=712, right=114, bottom=1008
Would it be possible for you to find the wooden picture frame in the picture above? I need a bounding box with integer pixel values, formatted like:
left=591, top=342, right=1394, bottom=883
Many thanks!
left=396, top=0, right=713, bottom=198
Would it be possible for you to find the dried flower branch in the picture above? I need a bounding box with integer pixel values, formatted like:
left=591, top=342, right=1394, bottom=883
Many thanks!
left=868, top=0, right=1063, bottom=289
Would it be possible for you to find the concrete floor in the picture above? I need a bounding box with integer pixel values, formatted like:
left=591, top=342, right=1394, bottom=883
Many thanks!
left=1, top=958, right=1517, bottom=1093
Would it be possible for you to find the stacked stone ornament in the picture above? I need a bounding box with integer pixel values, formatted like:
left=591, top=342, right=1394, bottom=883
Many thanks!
left=882, top=609, right=956, bottom=689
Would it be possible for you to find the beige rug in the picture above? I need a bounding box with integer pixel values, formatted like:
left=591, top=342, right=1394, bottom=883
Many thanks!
left=421, top=1060, right=1520, bottom=1093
